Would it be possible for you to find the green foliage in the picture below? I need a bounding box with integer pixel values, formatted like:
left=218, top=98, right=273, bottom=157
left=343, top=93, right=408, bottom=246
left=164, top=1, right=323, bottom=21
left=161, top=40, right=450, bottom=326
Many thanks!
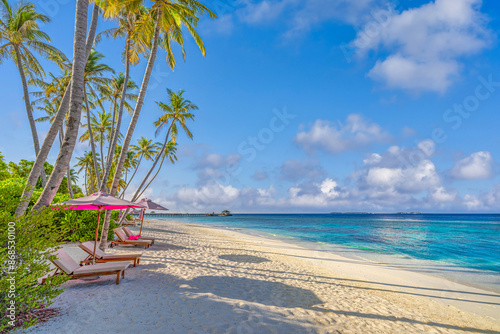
left=1, top=157, right=82, bottom=194
left=0, top=173, right=119, bottom=332
left=0, top=183, right=68, bottom=332
left=0, top=153, right=10, bottom=180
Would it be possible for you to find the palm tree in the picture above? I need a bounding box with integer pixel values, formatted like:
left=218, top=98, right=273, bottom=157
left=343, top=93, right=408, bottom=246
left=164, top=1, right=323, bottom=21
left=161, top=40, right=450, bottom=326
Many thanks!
left=32, top=69, right=75, bottom=196
left=100, top=72, right=138, bottom=168
left=0, top=0, right=65, bottom=186
left=16, top=2, right=100, bottom=215
left=99, top=1, right=215, bottom=249
left=32, top=0, right=90, bottom=211
left=131, top=89, right=196, bottom=201
left=119, top=136, right=160, bottom=196
left=75, top=151, right=100, bottom=195
left=134, top=141, right=177, bottom=200
left=80, top=110, right=114, bottom=174
left=96, top=0, right=148, bottom=191
left=34, top=96, right=78, bottom=198
left=121, top=150, right=139, bottom=197
left=79, top=50, right=114, bottom=189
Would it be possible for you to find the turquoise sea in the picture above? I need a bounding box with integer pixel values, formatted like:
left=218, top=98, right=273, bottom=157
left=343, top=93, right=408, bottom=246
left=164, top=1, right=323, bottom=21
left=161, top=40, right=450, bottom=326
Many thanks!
left=154, top=214, right=500, bottom=292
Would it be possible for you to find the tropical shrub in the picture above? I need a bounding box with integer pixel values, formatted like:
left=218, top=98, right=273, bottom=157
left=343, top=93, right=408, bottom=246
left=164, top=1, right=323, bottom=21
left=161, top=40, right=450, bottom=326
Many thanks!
left=0, top=169, right=118, bottom=332
left=0, top=182, right=68, bottom=332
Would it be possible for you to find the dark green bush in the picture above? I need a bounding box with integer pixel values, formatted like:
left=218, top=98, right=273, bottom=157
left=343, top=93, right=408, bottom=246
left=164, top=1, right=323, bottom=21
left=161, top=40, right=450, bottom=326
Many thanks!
left=0, top=183, right=68, bottom=332
left=0, top=177, right=119, bottom=332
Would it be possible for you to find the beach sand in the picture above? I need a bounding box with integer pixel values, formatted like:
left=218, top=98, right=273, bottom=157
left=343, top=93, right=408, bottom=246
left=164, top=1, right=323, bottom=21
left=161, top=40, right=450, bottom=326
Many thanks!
left=24, top=220, right=500, bottom=333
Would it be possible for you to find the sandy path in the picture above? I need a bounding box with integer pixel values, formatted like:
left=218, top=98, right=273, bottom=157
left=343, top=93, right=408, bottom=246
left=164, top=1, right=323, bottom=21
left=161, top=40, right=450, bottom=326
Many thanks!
left=24, top=220, right=500, bottom=334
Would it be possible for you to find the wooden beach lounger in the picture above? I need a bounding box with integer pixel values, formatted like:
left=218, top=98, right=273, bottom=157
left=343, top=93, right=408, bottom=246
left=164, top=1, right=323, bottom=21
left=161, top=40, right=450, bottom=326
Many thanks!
left=122, top=226, right=155, bottom=245
left=121, top=217, right=137, bottom=226
left=45, top=249, right=130, bottom=285
left=113, top=228, right=152, bottom=249
left=78, top=241, right=142, bottom=267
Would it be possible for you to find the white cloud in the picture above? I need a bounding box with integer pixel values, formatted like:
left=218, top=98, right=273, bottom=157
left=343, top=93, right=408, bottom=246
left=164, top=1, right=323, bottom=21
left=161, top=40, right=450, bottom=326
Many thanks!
left=319, top=178, right=341, bottom=198
left=177, top=183, right=241, bottom=208
left=352, top=0, right=492, bottom=93
left=353, top=141, right=446, bottom=207
left=288, top=178, right=345, bottom=207
left=295, top=114, right=391, bottom=154
left=428, top=186, right=457, bottom=203
left=463, top=194, right=482, bottom=210
left=363, top=160, right=441, bottom=194
left=451, top=151, right=494, bottom=180
left=368, top=55, right=460, bottom=93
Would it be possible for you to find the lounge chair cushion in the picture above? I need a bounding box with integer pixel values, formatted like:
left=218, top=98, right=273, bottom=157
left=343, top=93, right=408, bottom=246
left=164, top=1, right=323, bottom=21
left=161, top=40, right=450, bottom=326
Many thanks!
left=52, top=249, right=80, bottom=274
left=73, top=261, right=130, bottom=275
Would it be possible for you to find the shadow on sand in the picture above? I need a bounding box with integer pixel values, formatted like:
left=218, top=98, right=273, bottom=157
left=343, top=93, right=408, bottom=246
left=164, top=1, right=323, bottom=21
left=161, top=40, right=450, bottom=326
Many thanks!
left=219, top=254, right=270, bottom=264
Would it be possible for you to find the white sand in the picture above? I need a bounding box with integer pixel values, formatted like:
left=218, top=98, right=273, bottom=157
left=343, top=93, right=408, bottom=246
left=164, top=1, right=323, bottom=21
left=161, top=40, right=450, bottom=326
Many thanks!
left=24, top=220, right=500, bottom=333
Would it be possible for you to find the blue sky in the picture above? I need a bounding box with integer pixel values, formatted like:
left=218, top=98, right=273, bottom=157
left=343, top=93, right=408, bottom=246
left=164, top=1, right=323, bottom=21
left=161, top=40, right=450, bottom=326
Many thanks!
left=2, top=0, right=500, bottom=213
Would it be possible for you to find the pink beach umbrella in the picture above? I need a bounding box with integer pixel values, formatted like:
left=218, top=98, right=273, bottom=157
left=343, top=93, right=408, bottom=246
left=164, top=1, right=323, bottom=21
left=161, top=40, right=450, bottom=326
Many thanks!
left=55, top=192, right=146, bottom=264
left=135, top=198, right=168, bottom=235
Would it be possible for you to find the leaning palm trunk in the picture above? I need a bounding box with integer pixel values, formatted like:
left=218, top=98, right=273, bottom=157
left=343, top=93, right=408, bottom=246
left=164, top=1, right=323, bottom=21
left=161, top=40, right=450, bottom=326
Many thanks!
left=32, top=0, right=90, bottom=210
left=66, top=168, right=74, bottom=198
left=99, top=10, right=162, bottom=250
left=106, top=97, right=118, bottom=166
left=13, top=45, right=47, bottom=188
left=15, top=4, right=99, bottom=216
left=131, top=123, right=173, bottom=201
left=100, top=36, right=132, bottom=191
left=59, top=124, right=74, bottom=199
left=84, top=87, right=102, bottom=187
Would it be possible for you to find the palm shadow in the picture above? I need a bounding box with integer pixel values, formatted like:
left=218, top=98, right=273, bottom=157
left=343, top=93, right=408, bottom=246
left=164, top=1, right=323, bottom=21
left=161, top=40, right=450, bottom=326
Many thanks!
left=219, top=254, right=270, bottom=264
left=183, top=276, right=323, bottom=309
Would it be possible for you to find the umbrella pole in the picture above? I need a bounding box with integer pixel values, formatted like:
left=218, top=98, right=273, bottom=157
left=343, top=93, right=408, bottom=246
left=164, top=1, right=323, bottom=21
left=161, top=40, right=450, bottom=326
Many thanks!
left=139, top=209, right=145, bottom=235
left=93, top=209, right=102, bottom=265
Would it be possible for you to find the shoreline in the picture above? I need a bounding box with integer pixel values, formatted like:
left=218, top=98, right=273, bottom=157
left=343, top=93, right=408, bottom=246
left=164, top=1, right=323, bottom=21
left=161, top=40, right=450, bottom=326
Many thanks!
left=157, top=217, right=500, bottom=295
left=190, top=221, right=500, bottom=322
left=25, top=219, right=500, bottom=333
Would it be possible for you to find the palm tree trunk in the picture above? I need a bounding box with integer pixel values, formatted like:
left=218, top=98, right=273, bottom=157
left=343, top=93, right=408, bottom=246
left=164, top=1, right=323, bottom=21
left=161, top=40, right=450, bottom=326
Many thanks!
left=84, top=165, right=88, bottom=195
left=99, top=10, right=162, bottom=250
left=131, top=123, right=173, bottom=201
left=100, top=133, right=105, bottom=175
left=100, top=36, right=131, bottom=191
left=106, top=96, right=117, bottom=164
left=16, top=3, right=99, bottom=216
left=66, top=168, right=74, bottom=198
left=58, top=123, right=74, bottom=198
left=119, top=154, right=143, bottom=197
left=84, top=87, right=102, bottom=188
left=33, top=0, right=90, bottom=210
left=13, top=45, right=48, bottom=188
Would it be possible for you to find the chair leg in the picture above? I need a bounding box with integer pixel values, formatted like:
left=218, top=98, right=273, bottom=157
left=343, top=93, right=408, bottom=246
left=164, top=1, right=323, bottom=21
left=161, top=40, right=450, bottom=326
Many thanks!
left=116, top=272, right=120, bottom=285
